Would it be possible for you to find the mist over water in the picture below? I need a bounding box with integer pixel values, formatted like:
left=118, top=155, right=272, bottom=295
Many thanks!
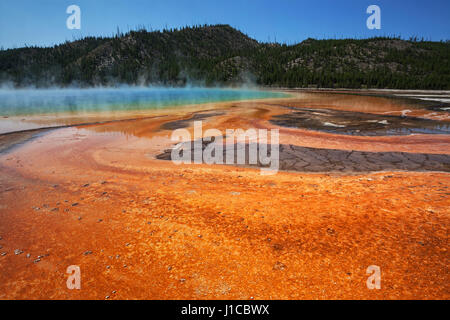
left=0, top=87, right=288, bottom=116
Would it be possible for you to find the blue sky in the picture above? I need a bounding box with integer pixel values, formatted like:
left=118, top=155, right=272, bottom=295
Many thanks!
left=0, top=0, right=449, bottom=49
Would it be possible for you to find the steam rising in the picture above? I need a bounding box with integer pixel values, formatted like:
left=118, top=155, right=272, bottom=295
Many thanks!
left=0, top=86, right=287, bottom=117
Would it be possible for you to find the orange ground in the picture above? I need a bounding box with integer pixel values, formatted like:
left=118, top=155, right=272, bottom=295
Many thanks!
left=0, top=93, right=449, bottom=300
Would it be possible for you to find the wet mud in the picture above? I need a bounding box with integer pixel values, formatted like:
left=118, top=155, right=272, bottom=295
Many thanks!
left=270, top=107, right=450, bottom=136
left=159, top=111, right=225, bottom=130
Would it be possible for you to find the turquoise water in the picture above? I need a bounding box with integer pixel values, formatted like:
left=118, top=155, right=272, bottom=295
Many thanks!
left=0, top=87, right=288, bottom=116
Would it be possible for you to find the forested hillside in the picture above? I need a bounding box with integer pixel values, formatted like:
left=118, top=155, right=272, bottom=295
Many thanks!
left=1, top=24, right=449, bottom=89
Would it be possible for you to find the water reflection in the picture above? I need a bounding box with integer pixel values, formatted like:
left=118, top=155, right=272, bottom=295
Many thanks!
left=271, top=107, right=450, bottom=136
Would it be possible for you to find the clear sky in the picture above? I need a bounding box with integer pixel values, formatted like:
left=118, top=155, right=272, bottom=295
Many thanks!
left=0, top=0, right=449, bottom=49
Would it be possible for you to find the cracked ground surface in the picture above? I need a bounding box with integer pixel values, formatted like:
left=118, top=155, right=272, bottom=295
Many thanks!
left=157, top=141, right=450, bottom=173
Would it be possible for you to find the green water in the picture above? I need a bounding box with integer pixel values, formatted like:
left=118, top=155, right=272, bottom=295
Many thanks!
left=0, top=87, right=288, bottom=116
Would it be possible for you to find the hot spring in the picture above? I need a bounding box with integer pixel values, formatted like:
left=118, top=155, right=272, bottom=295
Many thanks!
left=0, top=87, right=288, bottom=134
left=0, top=87, right=288, bottom=116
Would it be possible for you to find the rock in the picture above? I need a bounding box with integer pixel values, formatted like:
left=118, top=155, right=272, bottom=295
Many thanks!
left=1, top=252, right=7, bottom=256
left=26, top=253, right=31, bottom=258
left=14, top=249, right=23, bottom=255
left=34, top=258, right=40, bottom=263
left=83, top=251, right=93, bottom=256
left=72, top=203, right=79, bottom=207
left=230, top=192, right=241, bottom=195
left=82, top=184, right=90, bottom=187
